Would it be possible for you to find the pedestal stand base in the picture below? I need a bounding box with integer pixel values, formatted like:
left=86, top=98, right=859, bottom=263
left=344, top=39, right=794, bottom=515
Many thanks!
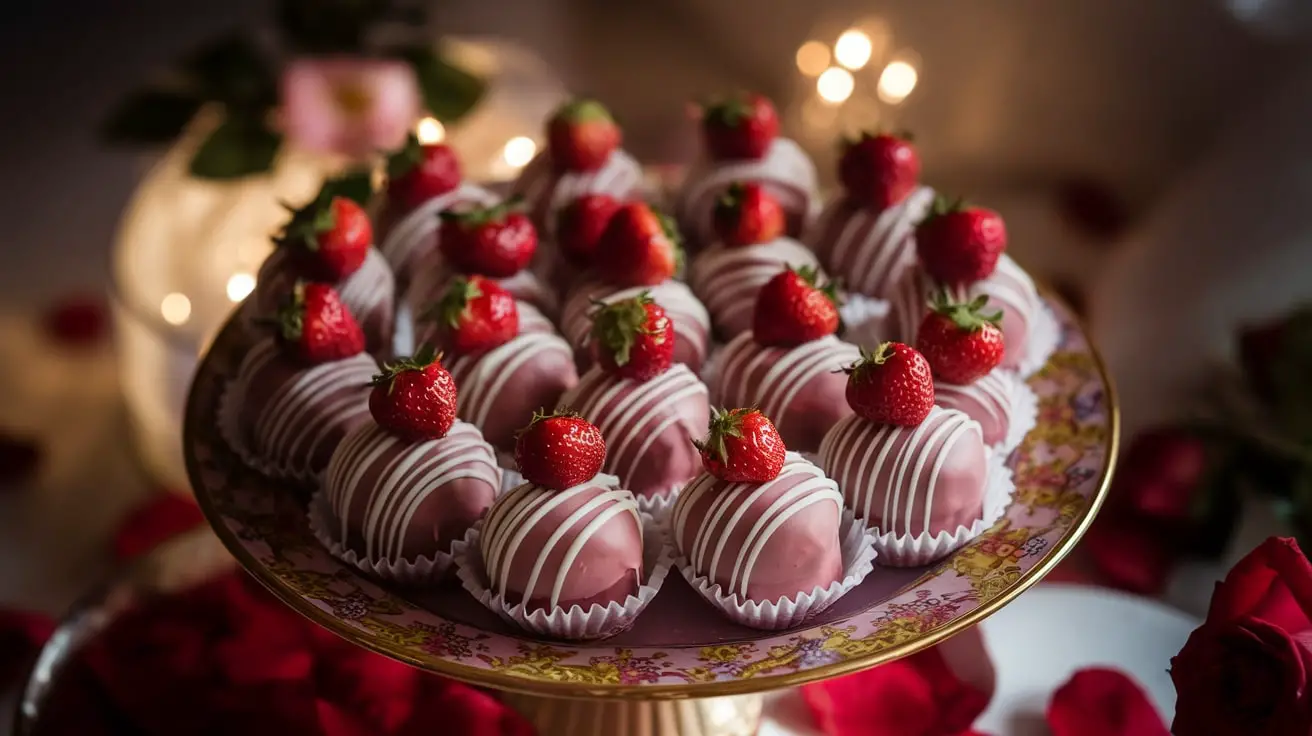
left=502, top=692, right=764, bottom=736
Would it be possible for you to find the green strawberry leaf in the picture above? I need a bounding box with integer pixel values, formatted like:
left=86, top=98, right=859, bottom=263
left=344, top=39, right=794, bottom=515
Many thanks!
left=189, top=117, right=281, bottom=179
left=401, top=45, right=485, bottom=123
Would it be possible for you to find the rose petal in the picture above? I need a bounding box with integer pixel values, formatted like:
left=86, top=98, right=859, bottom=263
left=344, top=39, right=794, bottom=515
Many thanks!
left=1047, top=668, right=1169, bottom=736
left=43, top=293, right=109, bottom=346
left=402, top=679, right=536, bottom=736
left=1210, top=537, right=1312, bottom=626
left=1112, top=428, right=1208, bottom=520
left=111, top=492, right=204, bottom=561
left=1083, top=515, right=1177, bottom=595
left=0, top=431, right=41, bottom=487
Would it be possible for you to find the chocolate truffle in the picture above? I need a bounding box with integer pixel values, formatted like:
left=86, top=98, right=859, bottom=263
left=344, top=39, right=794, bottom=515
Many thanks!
left=671, top=454, right=844, bottom=603
left=377, top=182, right=499, bottom=288
left=688, top=237, right=821, bottom=339
left=712, top=332, right=861, bottom=453
left=229, top=337, right=376, bottom=479
left=560, top=278, right=711, bottom=373
left=806, top=187, right=936, bottom=299
left=324, top=420, right=501, bottom=563
left=934, top=370, right=1020, bottom=449
left=405, top=250, right=558, bottom=323
left=819, top=406, right=988, bottom=537
left=480, top=476, right=644, bottom=611
left=253, top=246, right=396, bottom=355
left=510, top=149, right=644, bottom=237
left=557, top=364, right=709, bottom=500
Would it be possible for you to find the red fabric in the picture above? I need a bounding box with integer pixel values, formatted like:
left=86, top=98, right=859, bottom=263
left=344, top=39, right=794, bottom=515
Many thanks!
left=111, top=492, right=205, bottom=561
left=1047, top=668, right=1169, bottom=736
left=42, top=293, right=109, bottom=346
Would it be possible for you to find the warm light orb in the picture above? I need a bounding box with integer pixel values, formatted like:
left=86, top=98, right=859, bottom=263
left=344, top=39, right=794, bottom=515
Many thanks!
left=795, top=41, right=830, bottom=77
left=834, top=29, right=873, bottom=70
left=226, top=273, right=256, bottom=303
left=416, top=117, right=446, bottom=144
left=502, top=137, right=537, bottom=168
left=878, top=60, right=919, bottom=104
left=160, top=293, right=191, bottom=326
left=817, top=67, right=855, bottom=105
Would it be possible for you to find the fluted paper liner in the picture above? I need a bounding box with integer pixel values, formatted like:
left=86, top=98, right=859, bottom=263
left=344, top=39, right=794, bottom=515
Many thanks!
left=1017, top=302, right=1061, bottom=378
left=676, top=508, right=877, bottom=631
left=636, top=484, right=682, bottom=522
left=838, top=292, right=890, bottom=348
left=451, top=509, right=675, bottom=641
left=1000, top=370, right=1040, bottom=457
left=870, top=450, right=1016, bottom=567
left=307, top=488, right=456, bottom=585
left=218, top=379, right=319, bottom=485
left=392, top=301, right=417, bottom=358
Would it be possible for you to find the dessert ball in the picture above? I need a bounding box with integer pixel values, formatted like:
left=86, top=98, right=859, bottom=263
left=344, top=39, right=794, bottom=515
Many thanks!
left=688, top=237, right=821, bottom=339
left=481, top=476, right=644, bottom=611
left=560, top=278, right=711, bottom=373
left=253, top=246, right=396, bottom=355
left=819, top=406, right=988, bottom=537
left=935, top=369, right=1021, bottom=448
left=712, top=332, right=861, bottom=453
left=672, top=454, right=844, bottom=603
left=510, top=149, right=644, bottom=238
left=806, top=187, right=936, bottom=299
left=558, top=364, right=709, bottom=500
left=376, top=182, right=499, bottom=289
left=406, top=248, right=558, bottom=322
left=229, top=337, right=376, bottom=478
left=324, top=420, right=501, bottom=563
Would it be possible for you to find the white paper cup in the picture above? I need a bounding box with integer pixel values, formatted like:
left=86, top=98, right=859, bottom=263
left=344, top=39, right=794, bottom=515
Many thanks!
left=307, top=489, right=454, bottom=585
left=1002, top=371, right=1040, bottom=456
left=1018, top=302, right=1061, bottom=378
left=217, top=380, right=319, bottom=485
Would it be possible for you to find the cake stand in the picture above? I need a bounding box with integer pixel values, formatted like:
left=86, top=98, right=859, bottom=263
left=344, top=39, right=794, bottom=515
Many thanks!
left=182, top=295, right=1117, bottom=736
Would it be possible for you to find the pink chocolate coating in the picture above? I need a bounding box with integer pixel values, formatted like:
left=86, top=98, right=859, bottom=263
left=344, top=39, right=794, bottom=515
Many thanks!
left=375, top=182, right=499, bottom=290
left=405, top=248, right=559, bottom=322
left=253, top=246, right=396, bottom=355
left=805, top=187, right=935, bottom=299
left=560, top=277, right=711, bottom=373
left=934, top=370, right=1017, bottom=448
left=688, top=237, right=821, bottom=340
left=510, top=149, right=644, bottom=237
left=671, top=455, right=844, bottom=603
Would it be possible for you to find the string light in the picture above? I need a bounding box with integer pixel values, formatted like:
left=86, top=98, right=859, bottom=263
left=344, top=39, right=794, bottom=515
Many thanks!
left=817, top=67, right=855, bottom=105
left=877, top=60, right=919, bottom=104
left=416, top=117, right=446, bottom=144
left=795, top=41, right=830, bottom=76
left=502, top=137, right=537, bottom=168
left=226, top=273, right=256, bottom=303
left=160, top=293, right=192, bottom=325
left=834, top=30, right=873, bottom=70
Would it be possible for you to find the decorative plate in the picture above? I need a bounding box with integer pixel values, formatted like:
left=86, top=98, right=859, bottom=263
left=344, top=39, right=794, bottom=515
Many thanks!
left=185, top=296, right=1117, bottom=700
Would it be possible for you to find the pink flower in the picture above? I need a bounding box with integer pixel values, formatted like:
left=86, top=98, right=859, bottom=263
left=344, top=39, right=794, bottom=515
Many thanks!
left=281, top=58, right=420, bottom=159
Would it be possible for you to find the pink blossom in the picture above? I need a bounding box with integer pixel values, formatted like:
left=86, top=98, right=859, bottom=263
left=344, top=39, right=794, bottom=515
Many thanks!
left=281, top=58, right=420, bottom=159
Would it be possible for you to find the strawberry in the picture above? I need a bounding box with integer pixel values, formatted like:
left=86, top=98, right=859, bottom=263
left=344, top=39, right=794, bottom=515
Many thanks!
left=915, top=292, right=1005, bottom=384
left=915, top=196, right=1008, bottom=285
left=439, top=199, right=538, bottom=278
left=692, top=407, right=786, bottom=483
left=386, top=134, right=462, bottom=210
left=712, top=181, right=784, bottom=247
left=843, top=342, right=935, bottom=426
left=275, top=184, right=373, bottom=281
left=514, top=410, right=607, bottom=490
left=752, top=266, right=840, bottom=347
left=368, top=344, right=458, bottom=441
left=589, top=292, right=674, bottom=382
left=270, top=282, right=365, bottom=363
left=547, top=99, right=621, bottom=173
left=595, top=202, right=683, bottom=287
left=701, top=93, right=779, bottom=161
left=839, top=131, right=920, bottom=210
left=423, top=275, right=520, bottom=356
left=556, top=193, right=621, bottom=267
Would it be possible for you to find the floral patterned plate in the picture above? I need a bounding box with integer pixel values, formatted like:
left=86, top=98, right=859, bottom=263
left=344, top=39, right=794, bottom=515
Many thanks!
left=184, top=297, right=1116, bottom=699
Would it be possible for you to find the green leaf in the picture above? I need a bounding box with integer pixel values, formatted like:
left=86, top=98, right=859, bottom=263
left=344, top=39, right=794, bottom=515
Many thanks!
left=323, top=170, right=375, bottom=207
left=402, top=46, right=485, bottom=123
left=183, top=32, right=278, bottom=110
left=189, top=118, right=281, bottom=179
left=100, top=89, right=202, bottom=144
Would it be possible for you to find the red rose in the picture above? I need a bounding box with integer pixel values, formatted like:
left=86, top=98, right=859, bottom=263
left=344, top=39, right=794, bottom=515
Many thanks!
left=1170, top=537, right=1312, bottom=735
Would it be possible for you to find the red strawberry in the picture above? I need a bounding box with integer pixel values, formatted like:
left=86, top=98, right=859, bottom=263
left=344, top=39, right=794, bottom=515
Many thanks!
left=514, top=410, right=607, bottom=490
left=843, top=342, right=935, bottom=426
left=424, top=275, right=519, bottom=356
left=915, top=197, right=1008, bottom=285
left=692, top=407, right=786, bottom=483
left=387, top=134, right=462, bottom=210
left=439, top=199, right=538, bottom=278
left=589, top=292, right=674, bottom=382
left=595, top=202, right=683, bottom=286
left=752, top=266, right=840, bottom=347
left=712, top=181, right=784, bottom=247
left=270, top=282, right=365, bottom=363
left=368, top=345, right=458, bottom=441
left=701, top=93, right=779, bottom=161
left=547, top=99, right=621, bottom=173
left=839, top=131, right=920, bottom=210
left=276, top=185, right=372, bottom=281
left=915, top=292, right=1006, bottom=384
left=556, top=193, right=621, bottom=267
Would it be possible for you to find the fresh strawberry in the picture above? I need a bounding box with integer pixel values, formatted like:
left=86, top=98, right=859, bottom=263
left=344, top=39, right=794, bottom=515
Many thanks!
left=692, top=407, right=786, bottom=483
left=387, top=134, right=462, bottom=210
left=915, top=197, right=1008, bottom=285
left=547, top=99, right=621, bottom=172
left=701, top=93, right=779, bottom=161
left=368, top=344, right=458, bottom=441
left=275, top=184, right=373, bottom=280
left=424, top=275, right=520, bottom=356
left=589, top=292, right=674, bottom=382
left=752, top=266, right=840, bottom=347
left=557, top=193, right=621, bottom=267
left=270, top=282, right=365, bottom=363
left=843, top=342, right=935, bottom=426
left=839, top=131, right=920, bottom=210
left=514, top=410, right=607, bottom=490
left=915, top=292, right=1005, bottom=384
left=439, top=199, right=538, bottom=278
left=712, top=181, right=784, bottom=247
left=595, top=202, right=683, bottom=286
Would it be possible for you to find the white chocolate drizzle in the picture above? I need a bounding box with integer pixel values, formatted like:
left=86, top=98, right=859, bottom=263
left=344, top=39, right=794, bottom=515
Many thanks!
left=379, top=182, right=499, bottom=276
left=561, top=278, right=711, bottom=367
left=677, top=138, right=820, bottom=246
left=934, top=370, right=1013, bottom=445
left=687, top=237, right=820, bottom=337
left=511, top=149, right=644, bottom=237
left=714, top=333, right=861, bottom=436
left=447, top=329, right=575, bottom=429
left=807, top=187, right=935, bottom=298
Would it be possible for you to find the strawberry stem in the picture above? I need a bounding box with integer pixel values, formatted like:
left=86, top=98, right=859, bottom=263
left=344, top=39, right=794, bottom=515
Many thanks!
left=515, top=407, right=584, bottom=438
left=927, top=290, right=1003, bottom=331
left=423, top=276, right=482, bottom=329
left=590, top=292, right=661, bottom=367
left=691, top=406, right=751, bottom=464
left=370, top=344, right=443, bottom=392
